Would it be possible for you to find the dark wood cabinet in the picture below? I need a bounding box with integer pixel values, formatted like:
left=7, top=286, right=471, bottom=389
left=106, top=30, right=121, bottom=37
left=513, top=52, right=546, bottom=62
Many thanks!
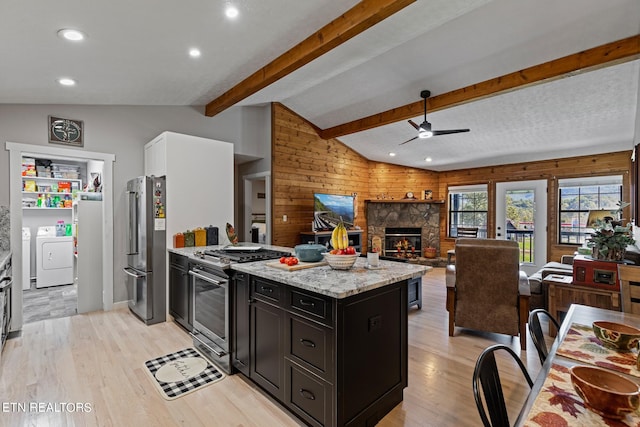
left=250, top=289, right=285, bottom=400
left=232, top=272, right=250, bottom=376
left=408, top=277, right=422, bottom=309
left=168, top=253, right=191, bottom=331
left=235, top=272, right=408, bottom=427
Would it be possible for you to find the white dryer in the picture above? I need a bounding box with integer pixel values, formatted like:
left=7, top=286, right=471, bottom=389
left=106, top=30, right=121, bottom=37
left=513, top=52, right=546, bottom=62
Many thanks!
left=36, top=226, right=74, bottom=288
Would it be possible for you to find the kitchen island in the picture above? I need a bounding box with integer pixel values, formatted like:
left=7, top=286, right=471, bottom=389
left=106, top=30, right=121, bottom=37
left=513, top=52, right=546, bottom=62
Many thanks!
left=168, top=245, right=430, bottom=427
left=232, top=255, right=429, bottom=427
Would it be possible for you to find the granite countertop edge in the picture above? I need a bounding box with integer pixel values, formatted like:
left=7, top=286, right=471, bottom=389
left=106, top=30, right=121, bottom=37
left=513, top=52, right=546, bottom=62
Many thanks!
left=0, top=250, right=11, bottom=271
left=167, top=245, right=431, bottom=299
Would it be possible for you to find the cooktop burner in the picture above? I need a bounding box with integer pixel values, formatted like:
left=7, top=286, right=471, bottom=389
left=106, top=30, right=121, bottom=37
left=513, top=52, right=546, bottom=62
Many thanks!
left=204, top=248, right=291, bottom=263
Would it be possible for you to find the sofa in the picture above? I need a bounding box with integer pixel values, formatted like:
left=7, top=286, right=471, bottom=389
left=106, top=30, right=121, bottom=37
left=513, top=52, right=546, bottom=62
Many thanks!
left=527, top=255, right=574, bottom=310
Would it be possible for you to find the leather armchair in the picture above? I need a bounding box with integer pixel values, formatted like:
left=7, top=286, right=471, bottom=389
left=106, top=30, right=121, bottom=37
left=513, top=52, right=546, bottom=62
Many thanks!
left=445, top=238, right=530, bottom=350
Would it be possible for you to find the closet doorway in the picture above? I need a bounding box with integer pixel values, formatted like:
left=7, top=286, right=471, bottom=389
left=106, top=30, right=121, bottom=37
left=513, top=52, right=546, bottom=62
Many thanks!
left=6, top=142, right=115, bottom=331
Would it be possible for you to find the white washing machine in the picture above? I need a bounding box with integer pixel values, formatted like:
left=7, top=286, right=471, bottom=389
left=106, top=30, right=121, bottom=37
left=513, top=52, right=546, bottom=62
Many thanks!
left=22, top=227, right=31, bottom=290
left=36, top=226, right=74, bottom=288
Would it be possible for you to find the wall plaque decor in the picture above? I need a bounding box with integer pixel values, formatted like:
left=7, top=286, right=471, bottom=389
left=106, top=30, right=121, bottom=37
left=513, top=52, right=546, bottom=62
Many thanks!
left=48, top=116, right=84, bottom=147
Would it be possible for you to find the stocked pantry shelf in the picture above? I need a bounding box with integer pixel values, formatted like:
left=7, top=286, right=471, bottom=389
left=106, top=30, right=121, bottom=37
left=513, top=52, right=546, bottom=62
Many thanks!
left=23, top=207, right=72, bottom=210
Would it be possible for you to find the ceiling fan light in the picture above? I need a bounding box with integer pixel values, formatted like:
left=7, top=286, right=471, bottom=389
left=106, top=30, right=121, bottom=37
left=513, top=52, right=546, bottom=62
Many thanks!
left=418, top=130, right=433, bottom=139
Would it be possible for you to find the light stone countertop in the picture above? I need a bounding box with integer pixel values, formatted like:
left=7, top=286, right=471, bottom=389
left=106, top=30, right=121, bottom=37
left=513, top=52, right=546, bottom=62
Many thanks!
left=168, top=244, right=431, bottom=299
left=232, top=257, right=431, bottom=299
left=0, top=250, right=11, bottom=272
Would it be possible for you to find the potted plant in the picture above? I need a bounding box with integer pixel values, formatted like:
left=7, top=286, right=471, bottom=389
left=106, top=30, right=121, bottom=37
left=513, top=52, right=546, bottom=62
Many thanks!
left=587, top=202, right=635, bottom=261
left=423, top=232, right=438, bottom=259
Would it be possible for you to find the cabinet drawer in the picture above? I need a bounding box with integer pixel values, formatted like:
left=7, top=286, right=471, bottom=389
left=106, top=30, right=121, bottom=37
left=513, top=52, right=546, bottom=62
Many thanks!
left=169, top=252, right=188, bottom=268
left=285, top=360, right=332, bottom=427
left=253, top=278, right=282, bottom=304
left=290, top=290, right=331, bottom=324
left=288, top=315, right=333, bottom=379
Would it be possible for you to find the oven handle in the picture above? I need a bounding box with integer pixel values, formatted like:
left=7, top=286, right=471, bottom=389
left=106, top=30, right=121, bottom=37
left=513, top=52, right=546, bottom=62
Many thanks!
left=190, top=332, right=226, bottom=357
left=189, top=269, right=226, bottom=287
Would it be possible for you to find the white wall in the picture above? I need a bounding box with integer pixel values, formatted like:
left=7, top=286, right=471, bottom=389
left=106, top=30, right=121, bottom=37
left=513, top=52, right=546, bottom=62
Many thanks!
left=0, top=104, right=270, bottom=304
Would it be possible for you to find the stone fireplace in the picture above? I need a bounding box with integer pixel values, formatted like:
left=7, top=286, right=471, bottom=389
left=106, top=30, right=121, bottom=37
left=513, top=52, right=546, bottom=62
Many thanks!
left=366, top=200, right=441, bottom=260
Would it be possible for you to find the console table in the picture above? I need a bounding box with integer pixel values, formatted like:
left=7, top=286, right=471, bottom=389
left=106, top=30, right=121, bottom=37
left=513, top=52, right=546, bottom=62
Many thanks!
left=300, top=230, right=363, bottom=252
left=545, top=274, right=621, bottom=336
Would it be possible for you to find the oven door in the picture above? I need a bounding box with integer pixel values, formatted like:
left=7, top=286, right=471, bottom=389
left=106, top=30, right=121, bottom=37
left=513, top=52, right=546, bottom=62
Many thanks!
left=189, top=265, right=230, bottom=372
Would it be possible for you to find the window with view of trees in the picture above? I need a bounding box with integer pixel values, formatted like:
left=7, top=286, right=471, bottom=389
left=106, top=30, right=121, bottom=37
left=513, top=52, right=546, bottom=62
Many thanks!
left=558, top=176, right=623, bottom=245
left=448, top=186, right=488, bottom=238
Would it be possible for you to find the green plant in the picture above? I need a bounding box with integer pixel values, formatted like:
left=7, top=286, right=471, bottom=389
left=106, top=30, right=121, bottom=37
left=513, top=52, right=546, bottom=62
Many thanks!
left=587, top=218, right=635, bottom=261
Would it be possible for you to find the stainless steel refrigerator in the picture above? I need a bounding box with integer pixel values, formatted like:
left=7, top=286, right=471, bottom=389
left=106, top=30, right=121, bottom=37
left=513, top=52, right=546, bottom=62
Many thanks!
left=124, top=176, right=166, bottom=325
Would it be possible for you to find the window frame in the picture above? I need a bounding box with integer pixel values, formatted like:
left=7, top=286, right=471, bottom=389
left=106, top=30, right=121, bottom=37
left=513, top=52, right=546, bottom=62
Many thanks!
left=448, top=184, right=488, bottom=238
left=557, top=175, right=623, bottom=245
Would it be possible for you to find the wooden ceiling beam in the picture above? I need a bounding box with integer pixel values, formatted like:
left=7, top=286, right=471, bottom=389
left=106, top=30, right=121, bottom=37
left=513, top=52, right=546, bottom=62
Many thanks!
left=319, top=34, right=640, bottom=140
left=205, top=0, right=416, bottom=117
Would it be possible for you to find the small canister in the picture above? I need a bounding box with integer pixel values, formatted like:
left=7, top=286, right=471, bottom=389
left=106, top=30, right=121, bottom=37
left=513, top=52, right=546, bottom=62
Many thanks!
left=205, top=225, right=219, bottom=246
left=194, top=227, right=206, bottom=246
left=173, top=232, right=185, bottom=248
left=184, top=230, right=195, bottom=247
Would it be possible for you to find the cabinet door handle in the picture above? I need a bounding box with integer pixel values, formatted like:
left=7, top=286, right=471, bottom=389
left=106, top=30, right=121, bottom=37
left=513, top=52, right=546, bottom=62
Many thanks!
left=260, top=286, right=273, bottom=293
left=299, top=299, right=315, bottom=307
left=300, top=339, right=316, bottom=348
left=299, top=389, right=316, bottom=400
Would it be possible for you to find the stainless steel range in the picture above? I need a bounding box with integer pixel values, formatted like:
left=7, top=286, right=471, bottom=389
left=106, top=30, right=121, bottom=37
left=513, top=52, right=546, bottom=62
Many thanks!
left=190, top=246, right=291, bottom=374
left=203, top=248, right=291, bottom=263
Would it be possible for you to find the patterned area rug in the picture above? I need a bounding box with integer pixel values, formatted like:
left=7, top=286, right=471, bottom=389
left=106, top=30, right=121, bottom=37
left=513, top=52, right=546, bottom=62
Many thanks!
left=144, top=348, right=225, bottom=400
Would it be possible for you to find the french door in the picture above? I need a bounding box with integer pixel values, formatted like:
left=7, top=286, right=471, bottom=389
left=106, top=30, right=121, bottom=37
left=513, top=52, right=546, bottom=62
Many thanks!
left=495, top=180, right=547, bottom=276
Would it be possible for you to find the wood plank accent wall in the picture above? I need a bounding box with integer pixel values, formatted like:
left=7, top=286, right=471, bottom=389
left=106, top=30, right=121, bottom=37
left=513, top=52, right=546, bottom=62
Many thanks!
left=437, top=151, right=632, bottom=261
left=271, top=103, right=439, bottom=249
left=272, top=103, right=370, bottom=247
left=272, top=102, right=632, bottom=262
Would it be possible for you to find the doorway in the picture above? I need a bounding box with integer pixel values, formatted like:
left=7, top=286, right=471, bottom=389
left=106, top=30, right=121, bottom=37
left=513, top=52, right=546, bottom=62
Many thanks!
left=243, top=172, right=271, bottom=245
left=6, top=142, right=115, bottom=331
left=495, top=180, right=547, bottom=276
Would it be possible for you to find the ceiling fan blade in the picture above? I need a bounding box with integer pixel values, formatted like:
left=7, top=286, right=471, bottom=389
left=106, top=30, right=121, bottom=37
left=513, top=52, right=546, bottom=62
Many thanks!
left=399, top=136, right=418, bottom=145
left=432, top=129, right=470, bottom=136
left=408, top=120, right=420, bottom=130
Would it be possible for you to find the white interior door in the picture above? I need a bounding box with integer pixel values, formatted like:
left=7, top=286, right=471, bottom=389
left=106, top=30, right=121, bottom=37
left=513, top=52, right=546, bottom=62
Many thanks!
left=495, top=180, right=547, bottom=276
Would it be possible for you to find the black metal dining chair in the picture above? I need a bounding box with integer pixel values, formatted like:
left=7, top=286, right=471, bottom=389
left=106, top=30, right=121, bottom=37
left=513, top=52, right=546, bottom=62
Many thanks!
left=473, top=344, right=533, bottom=427
left=528, top=309, right=560, bottom=365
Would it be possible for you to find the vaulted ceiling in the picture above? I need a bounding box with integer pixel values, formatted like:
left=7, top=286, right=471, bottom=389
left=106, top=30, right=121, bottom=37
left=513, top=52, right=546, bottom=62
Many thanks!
left=2, top=0, right=639, bottom=170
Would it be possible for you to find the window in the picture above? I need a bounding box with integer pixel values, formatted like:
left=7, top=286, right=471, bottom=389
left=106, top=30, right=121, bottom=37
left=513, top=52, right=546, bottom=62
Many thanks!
left=558, top=176, right=623, bottom=245
left=448, top=185, right=488, bottom=238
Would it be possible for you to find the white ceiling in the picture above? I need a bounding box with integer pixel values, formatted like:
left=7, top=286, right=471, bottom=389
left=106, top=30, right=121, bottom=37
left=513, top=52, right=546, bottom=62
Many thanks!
left=1, top=0, right=639, bottom=171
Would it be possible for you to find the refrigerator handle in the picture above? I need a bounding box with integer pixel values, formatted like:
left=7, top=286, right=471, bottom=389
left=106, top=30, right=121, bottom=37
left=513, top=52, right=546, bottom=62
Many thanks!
left=126, top=190, right=139, bottom=255
left=123, top=267, right=143, bottom=302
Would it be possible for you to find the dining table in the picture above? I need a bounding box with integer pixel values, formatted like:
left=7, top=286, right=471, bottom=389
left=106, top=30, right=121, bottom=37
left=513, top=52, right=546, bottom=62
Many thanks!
left=516, top=303, right=640, bottom=426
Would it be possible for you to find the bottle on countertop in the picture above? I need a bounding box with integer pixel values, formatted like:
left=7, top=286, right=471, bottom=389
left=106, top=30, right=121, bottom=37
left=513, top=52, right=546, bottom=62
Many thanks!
left=56, top=220, right=65, bottom=237
left=173, top=233, right=185, bottom=248
left=184, top=230, right=195, bottom=247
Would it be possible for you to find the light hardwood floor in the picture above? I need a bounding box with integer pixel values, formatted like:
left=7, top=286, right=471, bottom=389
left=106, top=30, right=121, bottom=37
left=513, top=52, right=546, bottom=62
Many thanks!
left=0, top=268, right=547, bottom=426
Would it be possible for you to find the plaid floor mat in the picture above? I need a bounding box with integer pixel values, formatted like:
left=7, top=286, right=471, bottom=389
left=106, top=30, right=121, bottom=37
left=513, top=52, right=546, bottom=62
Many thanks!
left=144, top=348, right=225, bottom=400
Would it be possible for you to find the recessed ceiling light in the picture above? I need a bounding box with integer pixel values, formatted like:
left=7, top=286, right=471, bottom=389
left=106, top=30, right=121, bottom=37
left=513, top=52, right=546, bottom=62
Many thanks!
left=225, top=5, right=239, bottom=19
left=189, top=48, right=201, bottom=58
left=57, top=29, right=85, bottom=41
left=389, top=152, right=396, bottom=157
left=425, top=157, right=432, bottom=162
left=58, top=78, right=76, bottom=86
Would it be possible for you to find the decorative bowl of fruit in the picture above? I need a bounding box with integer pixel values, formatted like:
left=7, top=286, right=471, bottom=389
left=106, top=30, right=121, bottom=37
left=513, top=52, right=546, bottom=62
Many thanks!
left=323, top=248, right=359, bottom=270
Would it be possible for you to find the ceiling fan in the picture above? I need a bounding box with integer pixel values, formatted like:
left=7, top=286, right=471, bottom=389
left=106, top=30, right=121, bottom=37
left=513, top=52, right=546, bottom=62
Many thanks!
left=399, top=90, right=470, bottom=145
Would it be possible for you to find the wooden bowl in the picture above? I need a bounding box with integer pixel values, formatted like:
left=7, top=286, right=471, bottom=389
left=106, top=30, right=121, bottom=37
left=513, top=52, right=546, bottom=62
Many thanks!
left=570, top=365, right=640, bottom=419
left=323, top=253, right=358, bottom=270
left=592, top=321, right=640, bottom=351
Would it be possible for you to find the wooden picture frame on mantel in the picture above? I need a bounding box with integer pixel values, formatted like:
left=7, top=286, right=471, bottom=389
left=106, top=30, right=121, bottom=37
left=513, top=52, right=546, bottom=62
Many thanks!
left=423, top=190, right=433, bottom=200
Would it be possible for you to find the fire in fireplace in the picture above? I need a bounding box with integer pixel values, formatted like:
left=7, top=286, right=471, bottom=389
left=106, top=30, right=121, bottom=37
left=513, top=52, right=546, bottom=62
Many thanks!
left=384, top=227, right=421, bottom=260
